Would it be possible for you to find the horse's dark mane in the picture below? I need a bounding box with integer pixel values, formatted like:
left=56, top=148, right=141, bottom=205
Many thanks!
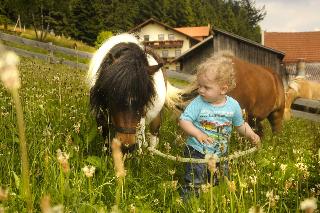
left=90, top=42, right=156, bottom=115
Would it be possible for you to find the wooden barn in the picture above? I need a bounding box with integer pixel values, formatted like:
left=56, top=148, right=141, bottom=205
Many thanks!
left=174, top=28, right=285, bottom=76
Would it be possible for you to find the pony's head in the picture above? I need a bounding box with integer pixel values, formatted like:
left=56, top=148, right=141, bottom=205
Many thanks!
left=88, top=34, right=163, bottom=148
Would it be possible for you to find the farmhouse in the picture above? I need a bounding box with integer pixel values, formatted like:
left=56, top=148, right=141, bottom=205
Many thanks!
left=174, top=28, right=285, bottom=76
left=264, top=31, right=320, bottom=81
left=129, top=18, right=210, bottom=72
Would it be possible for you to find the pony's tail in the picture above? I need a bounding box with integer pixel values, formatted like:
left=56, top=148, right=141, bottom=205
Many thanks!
left=165, top=80, right=198, bottom=115
left=165, top=81, right=183, bottom=112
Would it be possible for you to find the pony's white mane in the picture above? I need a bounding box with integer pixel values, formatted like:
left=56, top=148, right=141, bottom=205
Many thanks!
left=87, top=33, right=142, bottom=88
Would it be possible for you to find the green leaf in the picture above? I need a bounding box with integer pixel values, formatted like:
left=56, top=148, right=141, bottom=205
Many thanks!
left=12, top=171, right=20, bottom=190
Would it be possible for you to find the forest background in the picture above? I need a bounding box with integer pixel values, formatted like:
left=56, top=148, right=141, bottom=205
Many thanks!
left=0, top=0, right=266, bottom=45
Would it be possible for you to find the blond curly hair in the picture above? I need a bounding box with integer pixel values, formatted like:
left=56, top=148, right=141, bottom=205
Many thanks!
left=196, top=51, right=236, bottom=92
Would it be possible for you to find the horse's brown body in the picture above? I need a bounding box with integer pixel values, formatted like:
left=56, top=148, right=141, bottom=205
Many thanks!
left=228, top=57, right=285, bottom=135
left=284, top=77, right=320, bottom=120
left=182, top=56, right=285, bottom=136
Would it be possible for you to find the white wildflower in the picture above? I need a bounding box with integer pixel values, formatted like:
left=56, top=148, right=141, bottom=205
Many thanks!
left=201, top=183, right=211, bottom=193
left=168, top=169, right=176, bottom=176
left=129, top=203, right=136, bottom=213
left=164, top=142, right=171, bottom=153
left=280, top=164, right=287, bottom=172
left=175, top=197, right=183, bottom=205
left=56, top=149, right=70, bottom=173
left=249, top=175, right=257, bottom=185
left=197, top=208, right=205, bottom=213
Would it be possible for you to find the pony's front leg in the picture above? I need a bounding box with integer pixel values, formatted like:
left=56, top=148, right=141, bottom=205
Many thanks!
left=149, top=113, right=161, bottom=149
left=111, top=138, right=126, bottom=178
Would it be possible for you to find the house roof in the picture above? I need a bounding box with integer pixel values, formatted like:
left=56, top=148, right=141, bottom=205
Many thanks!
left=128, top=18, right=199, bottom=42
left=264, top=31, right=320, bottom=63
left=174, top=26, right=210, bottom=41
left=174, top=28, right=285, bottom=62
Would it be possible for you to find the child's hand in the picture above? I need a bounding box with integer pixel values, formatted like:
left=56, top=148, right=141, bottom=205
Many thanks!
left=251, top=133, right=261, bottom=149
left=196, top=133, right=214, bottom=144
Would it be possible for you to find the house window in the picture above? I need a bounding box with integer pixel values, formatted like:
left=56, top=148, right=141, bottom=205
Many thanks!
left=168, top=34, right=175, bottom=40
left=176, top=64, right=181, bottom=72
left=144, top=35, right=149, bottom=41
left=162, top=50, right=169, bottom=58
left=175, top=49, right=181, bottom=57
left=158, top=34, right=164, bottom=41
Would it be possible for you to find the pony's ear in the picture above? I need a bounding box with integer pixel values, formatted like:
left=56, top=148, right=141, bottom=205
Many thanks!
left=147, top=63, right=163, bottom=75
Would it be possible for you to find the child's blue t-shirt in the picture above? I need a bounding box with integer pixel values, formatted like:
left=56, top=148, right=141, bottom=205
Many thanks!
left=180, top=95, right=244, bottom=156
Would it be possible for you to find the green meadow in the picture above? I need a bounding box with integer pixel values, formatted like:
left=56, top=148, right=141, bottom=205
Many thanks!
left=0, top=57, right=319, bottom=212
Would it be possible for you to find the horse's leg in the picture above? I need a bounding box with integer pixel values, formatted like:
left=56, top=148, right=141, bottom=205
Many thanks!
left=267, top=109, right=284, bottom=133
left=149, top=113, right=161, bottom=148
left=111, top=137, right=125, bottom=207
left=248, top=115, right=264, bottom=137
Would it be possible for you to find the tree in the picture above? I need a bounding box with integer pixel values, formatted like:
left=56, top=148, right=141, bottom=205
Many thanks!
left=0, top=0, right=14, bottom=30
left=69, top=0, right=101, bottom=44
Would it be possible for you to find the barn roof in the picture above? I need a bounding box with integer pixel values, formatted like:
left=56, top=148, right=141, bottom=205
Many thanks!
left=264, top=31, right=320, bottom=63
left=174, top=26, right=210, bottom=41
left=174, top=28, right=285, bottom=62
left=128, top=18, right=199, bottom=43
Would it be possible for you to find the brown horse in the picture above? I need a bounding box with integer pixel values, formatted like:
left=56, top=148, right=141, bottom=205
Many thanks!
left=181, top=53, right=285, bottom=136
left=284, top=76, right=320, bottom=120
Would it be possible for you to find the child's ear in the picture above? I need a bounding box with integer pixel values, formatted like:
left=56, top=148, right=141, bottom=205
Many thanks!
left=220, top=85, right=229, bottom=95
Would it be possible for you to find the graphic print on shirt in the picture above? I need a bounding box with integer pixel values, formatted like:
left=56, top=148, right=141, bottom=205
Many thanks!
left=199, top=109, right=233, bottom=141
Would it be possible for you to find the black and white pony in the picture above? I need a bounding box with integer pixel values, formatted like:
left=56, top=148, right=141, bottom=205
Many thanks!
left=87, top=33, right=180, bottom=178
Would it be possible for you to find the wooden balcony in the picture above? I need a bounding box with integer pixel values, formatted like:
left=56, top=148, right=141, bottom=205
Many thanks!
left=143, top=40, right=184, bottom=49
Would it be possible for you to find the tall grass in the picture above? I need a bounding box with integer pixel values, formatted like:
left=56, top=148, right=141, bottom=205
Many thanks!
left=0, top=57, right=319, bottom=212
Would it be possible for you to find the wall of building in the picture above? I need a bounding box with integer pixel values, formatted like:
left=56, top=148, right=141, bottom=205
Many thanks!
left=213, top=33, right=283, bottom=75
left=133, top=23, right=193, bottom=72
left=180, top=41, right=213, bottom=75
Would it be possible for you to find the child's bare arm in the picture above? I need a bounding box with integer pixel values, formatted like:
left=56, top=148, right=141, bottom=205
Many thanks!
left=179, top=119, right=214, bottom=144
left=235, top=122, right=261, bottom=147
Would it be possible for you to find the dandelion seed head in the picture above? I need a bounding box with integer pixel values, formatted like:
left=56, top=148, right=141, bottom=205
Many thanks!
left=0, top=51, right=20, bottom=90
left=300, top=197, right=317, bottom=211
left=82, top=165, right=96, bottom=178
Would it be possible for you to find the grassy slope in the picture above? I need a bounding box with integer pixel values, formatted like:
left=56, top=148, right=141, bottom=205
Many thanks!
left=0, top=57, right=319, bottom=212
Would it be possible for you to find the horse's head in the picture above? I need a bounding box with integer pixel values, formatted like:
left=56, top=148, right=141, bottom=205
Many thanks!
left=89, top=36, right=163, bottom=148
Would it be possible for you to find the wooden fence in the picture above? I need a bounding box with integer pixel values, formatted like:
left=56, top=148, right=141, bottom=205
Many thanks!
left=0, top=31, right=92, bottom=70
